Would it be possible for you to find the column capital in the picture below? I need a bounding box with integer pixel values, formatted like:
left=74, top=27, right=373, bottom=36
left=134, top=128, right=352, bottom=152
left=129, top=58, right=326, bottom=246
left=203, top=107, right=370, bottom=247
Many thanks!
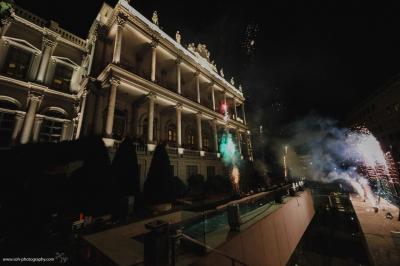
left=175, top=56, right=182, bottom=65
left=194, top=70, right=200, bottom=77
left=147, top=92, right=157, bottom=100
left=116, top=13, right=128, bottom=27
left=109, top=76, right=121, bottom=87
left=150, top=38, right=159, bottom=48
left=196, top=112, right=202, bottom=118
left=1, top=15, right=14, bottom=28
left=175, top=103, right=183, bottom=110
left=209, top=81, right=215, bottom=88
left=42, top=35, right=57, bottom=49
left=28, top=93, right=43, bottom=103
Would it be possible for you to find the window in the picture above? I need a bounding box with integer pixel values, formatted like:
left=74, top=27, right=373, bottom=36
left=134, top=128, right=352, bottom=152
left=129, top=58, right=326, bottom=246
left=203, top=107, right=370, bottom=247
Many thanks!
left=39, top=119, right=63, bottom=143
left=52, top=64, right=73, bottom=92
left=39, top=110, right=66, bottom=143
left=187, top=165, right=198, bottom=178
left=141, top=118, right=158, bottom=142
left=207, top=166, right=215, bottom=179
left=0, top=100, right=18, bottom=147
left=0, top=112, right=15, bottom=147
left=3, top=46, right=32, bottom=80
left=113, top=109, right=127, bottom=140
left=203, top=133, right=209, bottom=150
left=167, top=124, right=176, bottom=143
left=186, top=127, right=195, bottom=148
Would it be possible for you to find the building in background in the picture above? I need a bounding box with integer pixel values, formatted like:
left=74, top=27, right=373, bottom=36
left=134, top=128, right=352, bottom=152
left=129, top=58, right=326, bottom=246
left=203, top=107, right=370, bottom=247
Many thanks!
left=346, top=73, right=400, bottom=197
left=346, top=73, right=400, bottom=161
left=0, top=0, right=253, bottom=185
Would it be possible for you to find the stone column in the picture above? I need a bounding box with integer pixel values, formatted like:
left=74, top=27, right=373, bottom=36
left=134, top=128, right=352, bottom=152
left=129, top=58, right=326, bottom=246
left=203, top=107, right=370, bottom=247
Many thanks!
left=195, top=72, right=200, bottom=104
left=105, top=77, right=120, bottom=138
left=113, top=14, right=126, bottom=64
left=234, top=99, right=238, bottom=120
left=147, top=93, right=156, bottom=143
left=211, top=84, right=216, bottom=111
left=31, top=115, right=44, bottom=143
left=36, top=36, right=57, bottom=83
left=20, top=95, right=41, bottom=144
left=176, top=58, right=181, bottom=94
left=175, top=104, right=182, bottom=147
left=61, top=120, right=71, bottom=141
left=241, top=103, right=247, bottom=125
left=212, top=119, right=218, bottom=153
left=11, top=111, right=25, bottom=144
left=150, top=40, right=158, bottom=82
left=236, top=129, right=242, bottom=155
left=196, top=113, right=202, bottom=151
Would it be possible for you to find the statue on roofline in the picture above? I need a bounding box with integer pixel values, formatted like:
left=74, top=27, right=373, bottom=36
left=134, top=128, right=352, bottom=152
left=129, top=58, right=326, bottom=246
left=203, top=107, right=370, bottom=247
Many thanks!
left=220, top=68, right=225, bottom=78
left=152, top=11, right=159, bottom=26
left=230, top=77, right=235, bottom=86
left=175, top=30, right=181, bottom=44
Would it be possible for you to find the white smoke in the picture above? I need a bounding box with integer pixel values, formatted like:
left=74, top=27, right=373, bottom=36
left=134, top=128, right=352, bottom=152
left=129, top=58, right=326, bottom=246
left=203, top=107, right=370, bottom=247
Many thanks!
left=282, top=114, right=388, bottom=206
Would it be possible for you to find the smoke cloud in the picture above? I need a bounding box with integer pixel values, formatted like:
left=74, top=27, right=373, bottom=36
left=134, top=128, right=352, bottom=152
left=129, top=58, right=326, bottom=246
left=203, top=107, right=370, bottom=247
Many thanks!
left=277, top=114, right=390, bottom=205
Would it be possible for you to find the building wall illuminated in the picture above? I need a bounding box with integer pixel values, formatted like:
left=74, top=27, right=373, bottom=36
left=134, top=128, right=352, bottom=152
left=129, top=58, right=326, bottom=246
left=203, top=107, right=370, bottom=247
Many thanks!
left=0, top=1, right=253, bottom=183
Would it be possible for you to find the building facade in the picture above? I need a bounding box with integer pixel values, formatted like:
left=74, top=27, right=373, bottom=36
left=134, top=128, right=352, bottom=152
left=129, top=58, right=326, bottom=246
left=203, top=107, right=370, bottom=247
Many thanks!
left=0, top=0, right=252, bottom=185
left=346, top=73, right=400, bottom=162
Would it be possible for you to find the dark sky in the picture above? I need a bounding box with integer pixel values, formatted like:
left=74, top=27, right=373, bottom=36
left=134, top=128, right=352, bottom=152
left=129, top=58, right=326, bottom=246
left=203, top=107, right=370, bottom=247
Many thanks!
left=16, top=0, right=400, bottom=130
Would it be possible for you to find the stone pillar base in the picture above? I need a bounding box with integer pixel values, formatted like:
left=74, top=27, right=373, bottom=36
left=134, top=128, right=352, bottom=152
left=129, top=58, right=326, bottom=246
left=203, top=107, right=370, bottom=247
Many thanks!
left=200, top=150, right=205, bottom=157
left=178, top=147, right=184, bottom=155
left=147, top=143, right=156, bottom=152
left=102, top=138, right=116, bottom=148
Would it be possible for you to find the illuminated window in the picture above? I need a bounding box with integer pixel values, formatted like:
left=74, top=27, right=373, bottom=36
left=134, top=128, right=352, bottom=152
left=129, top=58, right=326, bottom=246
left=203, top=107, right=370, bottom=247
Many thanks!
left=167, top=124, right=176, bottom=142
left=3, top=46, right=31, bottom=80
left=186, top=128, right=195, bottom=147
left=52, top=64, right=73, bottom=92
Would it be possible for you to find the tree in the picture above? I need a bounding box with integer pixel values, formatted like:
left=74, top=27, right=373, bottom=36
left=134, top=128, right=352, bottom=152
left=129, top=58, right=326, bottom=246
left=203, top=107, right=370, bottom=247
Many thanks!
left=143, top=144, right=174, bottom=204
left=112, top=137, right=140, bottom=197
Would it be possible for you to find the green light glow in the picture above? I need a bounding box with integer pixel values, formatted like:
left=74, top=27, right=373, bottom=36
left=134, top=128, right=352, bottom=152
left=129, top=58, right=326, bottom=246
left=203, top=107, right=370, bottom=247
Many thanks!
left=219, top=132, right=239, bottom=165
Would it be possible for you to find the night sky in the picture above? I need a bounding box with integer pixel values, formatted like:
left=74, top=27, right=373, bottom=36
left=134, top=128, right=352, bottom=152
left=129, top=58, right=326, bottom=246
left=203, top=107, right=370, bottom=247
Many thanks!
left=16, top=0, right=400, bottom=131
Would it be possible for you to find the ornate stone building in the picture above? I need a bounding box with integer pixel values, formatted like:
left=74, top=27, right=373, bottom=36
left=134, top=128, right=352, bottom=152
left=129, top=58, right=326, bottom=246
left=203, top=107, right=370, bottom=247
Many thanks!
left=0, top=5, right=89, bottom=147
left=0, top=0, right=253, bottom=185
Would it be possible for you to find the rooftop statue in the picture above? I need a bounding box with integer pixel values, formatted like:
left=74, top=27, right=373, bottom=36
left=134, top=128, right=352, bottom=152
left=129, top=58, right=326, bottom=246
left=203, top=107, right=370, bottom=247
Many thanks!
left=239, top=85, right=243, bottom=92
left=196, top=43, right=210, bottom=60
left=175, top=30, right=181, bottom=44
left=152, top=11, right=159, bottom=26
left=220, top=68, right=225, bottom=78
left=230, top=77, right=235, bottom=86
left=187, top=43, right=195, bottom=52
left=211, top=60, right=218, bottom=72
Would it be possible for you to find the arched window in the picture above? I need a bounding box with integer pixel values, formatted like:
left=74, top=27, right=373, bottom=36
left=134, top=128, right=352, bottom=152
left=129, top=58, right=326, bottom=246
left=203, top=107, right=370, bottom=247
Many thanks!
left=39, top=109, right=66, bottom=143
left=0, top=99, right=18, bottom=147
left=186, top=127, right=195, bottom=149
left=113, top=109, right=127, bottom=140
left=167, top=123, right=176, bottom=145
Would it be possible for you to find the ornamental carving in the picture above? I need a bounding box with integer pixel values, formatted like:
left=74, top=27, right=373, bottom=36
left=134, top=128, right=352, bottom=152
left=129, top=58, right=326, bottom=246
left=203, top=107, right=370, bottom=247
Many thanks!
left=116, top=13, right=128, bottom=27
